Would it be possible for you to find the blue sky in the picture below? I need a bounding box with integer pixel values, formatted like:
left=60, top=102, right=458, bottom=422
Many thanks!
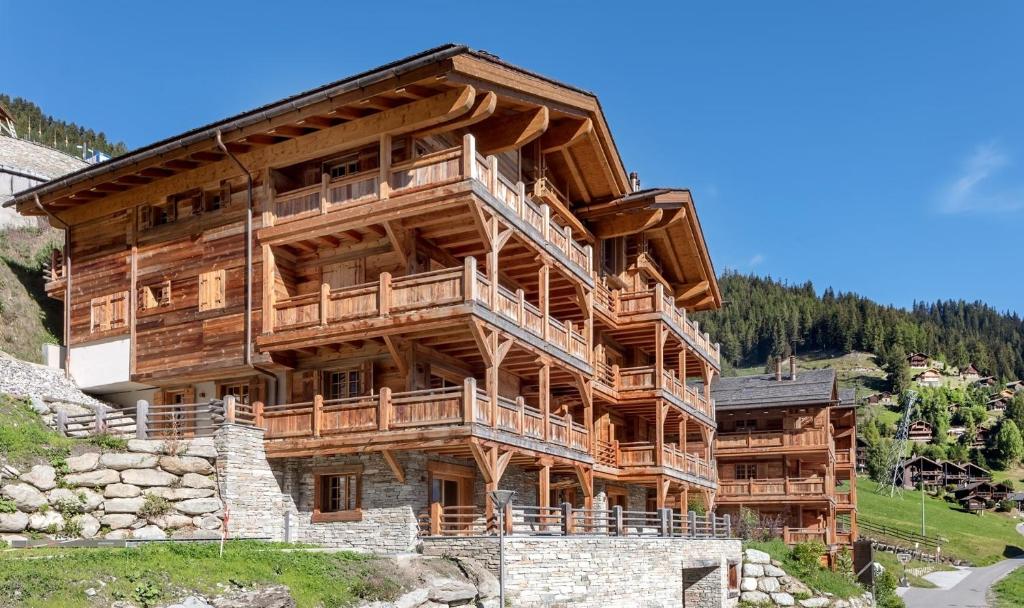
left=3, top=2, right=1022, bottom=314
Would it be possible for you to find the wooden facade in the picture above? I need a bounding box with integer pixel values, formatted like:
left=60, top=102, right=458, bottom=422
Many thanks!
left=11, top=46, right=723, bottom=523
left=711, top=364, right=856, bottom=548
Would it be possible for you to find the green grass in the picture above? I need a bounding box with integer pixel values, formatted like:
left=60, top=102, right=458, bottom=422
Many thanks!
left=873, top=551, right=955, bottom=588
left=744, top=539, right=864, bottom=599
left=993, top=564, right=1024, bottom=607
left=858, top=477, right=1022, bottom=566
left=0, top=541, right=403, bottom=608
left=0, top=394, right=74, bottom=467
left=0, top=226, right=63, bottom=363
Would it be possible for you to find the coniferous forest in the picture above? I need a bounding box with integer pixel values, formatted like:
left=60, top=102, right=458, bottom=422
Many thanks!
left=694, top=271, right=1024, bottom=381
left=1, top=94, right=127, bottom=158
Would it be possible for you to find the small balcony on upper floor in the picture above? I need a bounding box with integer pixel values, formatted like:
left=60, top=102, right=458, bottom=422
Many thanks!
left=716, top=476, right=834, bottom=505
left=716, top=427, right=835, bottom=458
left=591, top=438, right=717, bottom=489
left=259, top=257, right=590, bottom=372
left=592, top=362, right=715, bottom=424
left=260, top=134, right=593, bottom=287
left=594, top=281, right=720, bottom=370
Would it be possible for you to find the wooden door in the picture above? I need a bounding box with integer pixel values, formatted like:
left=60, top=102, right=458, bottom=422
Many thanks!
left=153, top=387, right=195, bottom=438
left=323, top=260, right=363, bottom=290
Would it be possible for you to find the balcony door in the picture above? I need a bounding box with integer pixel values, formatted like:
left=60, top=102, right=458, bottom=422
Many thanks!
left=152, top=386, right=195, bottom=439
left=427, top=462, right=474, bottom=531
left=323, top=259, right=363, bottom=290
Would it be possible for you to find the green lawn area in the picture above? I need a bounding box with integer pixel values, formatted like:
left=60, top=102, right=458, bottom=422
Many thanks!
left=873, top=551, right=955, bottom=588
left=0, top=541, right=402, bottom=608
left=992, top=465, right=1024, bottom=486
left=993, top=564, right=1024, bottom=607
left=0, top=394, right=76, bottom=467
left=858, top=477, right=1023, bottom=566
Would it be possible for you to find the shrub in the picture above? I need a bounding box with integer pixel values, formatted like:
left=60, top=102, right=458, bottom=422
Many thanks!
left=52, top=497, right=84, bottom=516
left=998, top=499, right=1016, bottom=513
left=736, top=507, right=785, bottom=542
left=89, top=433, right=128, bottom=451
left=61, top=516, right=83, bottom=538
left=138, top=494, right=171, bottom=519
left=875, top=568, right=905, bottom=608
left=0, top=498, right=17, bottom=513
left=791, top=541, right=828, bottom=571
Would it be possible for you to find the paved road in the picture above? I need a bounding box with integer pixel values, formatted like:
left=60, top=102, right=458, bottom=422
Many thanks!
left=901, top=523, right=1024, bottom=608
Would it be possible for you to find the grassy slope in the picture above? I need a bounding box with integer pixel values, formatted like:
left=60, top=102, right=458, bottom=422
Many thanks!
left=0, top=226, right=62, bottom=362
left=0, top=393, right=75, bottom=468
left=743, top=539, right=864, bottom=598
left=731, top=350, right=887, bottom=396
left=994, top=565, right=1024, bottom=607
left=0, top=541, right=401, bottom=608
left=858, top=478, right=1022, bottom=566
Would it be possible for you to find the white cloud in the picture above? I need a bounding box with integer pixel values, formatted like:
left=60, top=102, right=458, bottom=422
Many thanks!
left=939, top=143, right=1024, bottom=214
left=748, top=253, right=765, bottom=267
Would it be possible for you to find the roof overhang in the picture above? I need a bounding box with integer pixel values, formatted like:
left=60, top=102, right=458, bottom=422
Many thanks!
left=576, top=188, right=722, bottom=311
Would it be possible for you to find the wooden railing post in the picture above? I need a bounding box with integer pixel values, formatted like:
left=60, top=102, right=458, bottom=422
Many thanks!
left=583, top=244, right=592, bottom=273
left=253, top=401, right=264, bottom=429
left=613, top=440, right=620, bottom=467
left=462, top=133, right=476, bottom=179
left=463, top=256, right=478, bottom=303
left=688, top=510, right=697, bottom=538
left=56, top=410, right=67, bottom=436
left=93, top=405, right=106, bottom=435
left=660, top=508, right=672, bottom=537
left=516, top=396, right=525, bottom=434
left=135, top=400, right=149, bottom=439
left=462, top=377, right=476, bottom=425
left=487, top=156, right=498, bottom=193
left=224, top=395, right=237, bottom=425
left=378, top=387, right=392, bottom=431
left=312, top=394, right=322, bottom=438
left=516, top=182, right=526, bottom=213
left=612, top=505, right=624, bottom=536
left=561, top=502, right=574, bottom=535
left=320, top=172, right=329, bottom=214
left=379, top=272, right=392, bottom=316
left=724, top=514, right=732, bottom=538
left=319, top=282, right=329, bottom=326
left=430, top=502, right=442, bottom=536
left=564, top=412, right=572, bottom=446
left=540, top=204, right=551, bottom=240
left=516, top=288, right=525, bottom=327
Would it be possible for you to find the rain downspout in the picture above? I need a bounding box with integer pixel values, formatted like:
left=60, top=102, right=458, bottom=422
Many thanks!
left=33, top=194, right=72, bottom=378
left=214, top=130, right=253, bottom=367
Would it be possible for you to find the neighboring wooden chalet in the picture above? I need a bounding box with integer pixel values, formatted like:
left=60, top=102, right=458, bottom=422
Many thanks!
left=907, top=420, right=934, bottom=443
left=5, top=45, right=726, bottom=547
left=987, top=397, right=1008, bottom=412
left=712, top=362, right=857, bottom=548
left=958, top=363, right=981, bottom=382
left=954, top=481, right=1010, bottom=503
left=907, top=352, right=931, bottom=369
left=899, top=455, right=943, bottom=489
left=864, top=392, right=892, bottom=405
left=974, top=376, right=997, bottom=388
left=913, top=368, right=942, bottom=388
left=1008, top=380, right=1024, bottom=393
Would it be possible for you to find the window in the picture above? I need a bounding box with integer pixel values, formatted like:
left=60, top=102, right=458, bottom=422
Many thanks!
left=735, top=464, right=757, bottom=480
left=734, top=419, right=758, bottom=432
left=198, top=269, right=226, bottom=311
left=150, top=200, right=177, bottom=227
left=325, top=155, right=360, bottom=179
left=139, top=280, right=172, bottom=311
left=600, top=237, right=624, bottom=276
left=218, top=382, right=250, bottom=404
left=313, top=466, right=363, bottom=522
left=323, top=369, right=362, bottom=400
left=90, top=291, right=129, bottom=333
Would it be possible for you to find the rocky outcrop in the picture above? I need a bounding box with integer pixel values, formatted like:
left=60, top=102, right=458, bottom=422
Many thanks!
left=0, top=437, right=224, bottom=544
left=739, top=548, right=873, bottom=608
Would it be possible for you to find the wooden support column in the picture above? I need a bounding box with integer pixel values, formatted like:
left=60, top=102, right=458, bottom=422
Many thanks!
left=538, top=262, right=550, bottom=340
left=679, top=347, right=687, bottom=382
left=378, top=134, right=392, bottom=200
left=680, top=415, right=688, bottom=456
left=262, top=244, right=275, bottom=334
left=680, top=485, right=689, bottom=515
left=538, top=459, right=551, bottom=526
left=657, top=475, right=671, bottom=511
left=655, top=323, right=666, bottom=389
left=471, top=442, right=512, bottom=532
left=655, top=399, right=667, bottom=467
left=539, top=360, right=551, bottom=441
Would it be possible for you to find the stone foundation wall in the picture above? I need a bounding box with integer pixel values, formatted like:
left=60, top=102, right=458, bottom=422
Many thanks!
left=0, top=437, right=224, bottom=543
left=422, top=535, right=741, bottom=608
left=215, top=424, right=286, bottom=541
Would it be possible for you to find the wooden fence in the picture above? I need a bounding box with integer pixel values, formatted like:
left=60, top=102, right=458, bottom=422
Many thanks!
left=55, top=395, right=255, bottom=440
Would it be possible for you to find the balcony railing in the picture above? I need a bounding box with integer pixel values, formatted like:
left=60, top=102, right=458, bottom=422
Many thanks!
left=44, top=248, right=65, bottom=284
left=270, top=134, right=592, bottom=277
left=836, top=491, right=853, bottom=507
left=717, top=477, right=827, bottom=499
left=617, top=441, right=716, bottom=482
left=836, top=451, right=853, bottom=465
left=716, top=428, right=831, bottom=452
left=259, top=377, right=591, bottom=455
left=595, top=364, right=714, bottom=419
left=596, top=283, right=720, bottom=368
left=784, top=527, right=830, bottom=545
left=267, top=259, right=589, bottom=366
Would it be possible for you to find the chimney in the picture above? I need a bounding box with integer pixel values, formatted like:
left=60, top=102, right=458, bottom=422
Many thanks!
left=629, top=171, right=640, bottom=192
left=789, top=355, right=797, bottom=381
left=775, top=359, right=783, bottom=382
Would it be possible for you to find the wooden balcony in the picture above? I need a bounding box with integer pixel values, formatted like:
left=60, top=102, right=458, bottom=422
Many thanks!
left=784, top=527, right=830, bottom=545
left=836, top=491, right=854, bottom=508
left=261, top=259, right=590, bottom=369
left=716, top=428, right=834, bottom=456
left=596, top=364, right=714, bottom=422
left=605, top=441, right=717, bottom=487
left=43, top=247, right=66, bottom=295
left=595, top=282, right=720, bottom=369
left=717, top=477, right=831, bottom=503
left=260, top=377, right=591, bottom=459
left=266, top=135, right=592, bottom=282
left=835, top=450, right=853, bottom=467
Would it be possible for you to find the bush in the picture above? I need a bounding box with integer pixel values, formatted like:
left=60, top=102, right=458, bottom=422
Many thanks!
left=736, top=507, right=785, bottom=542
left=791, top=541, right=828, bottom=571
left=138, top=494, right=171, bottom=519
left=0, top=498, right=16, bottom=514
left=88, top=433, right=128, bottom=451
left=875, top=568, right=905, bottom=608
left=52, top=497, right=84, bottom=516
left=61, top=516, right=83, bottom=539
left=998, top=499, right=1017, bottom=513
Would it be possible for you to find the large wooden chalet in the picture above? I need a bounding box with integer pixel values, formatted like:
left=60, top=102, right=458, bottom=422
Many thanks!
left=6, top=45, right=724, bottom=541
left=710, top=360, right=857, bottom=548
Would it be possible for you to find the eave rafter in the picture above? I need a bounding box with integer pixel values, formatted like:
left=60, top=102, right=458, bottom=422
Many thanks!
left=475, top=106, right=550, bottom=155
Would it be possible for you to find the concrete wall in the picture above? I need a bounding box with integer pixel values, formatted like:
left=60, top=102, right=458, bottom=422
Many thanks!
left=69, top=336, right=132, bottom=392
left=422, top=535, right=741, bottom=608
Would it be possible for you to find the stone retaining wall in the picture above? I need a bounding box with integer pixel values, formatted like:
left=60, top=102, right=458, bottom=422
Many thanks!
left=422, top=535, right=741, bottom=608
left=0, top=437, right=224, bottom=543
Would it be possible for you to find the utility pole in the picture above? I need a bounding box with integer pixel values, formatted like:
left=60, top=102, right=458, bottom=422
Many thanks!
left=921, top=481, right=926, bottom=535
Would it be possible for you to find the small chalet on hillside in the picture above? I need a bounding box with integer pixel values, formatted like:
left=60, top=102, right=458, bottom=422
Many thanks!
left=907, top=420, right=933, bottom=443
left=907, top=352, right=931, bottom=369
left=913, top=368, right=942, bottom=388
left=899, top=455, right=943, bottom=489
left=958, top=363, right=981, bottom=382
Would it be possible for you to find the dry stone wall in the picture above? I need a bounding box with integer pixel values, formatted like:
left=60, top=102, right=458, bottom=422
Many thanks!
left=739, top=548, right=873, bottom=608
left=0, top=437, right=224, bottom=544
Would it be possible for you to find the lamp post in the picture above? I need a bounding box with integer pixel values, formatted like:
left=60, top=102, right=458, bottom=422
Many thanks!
left=489, top=489, right=516, bottom=608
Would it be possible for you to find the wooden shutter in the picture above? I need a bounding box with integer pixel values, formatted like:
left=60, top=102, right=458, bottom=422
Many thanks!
left=291, top=370, right=317, bottom=402
left=139, top=205, right=152, bottom=230
left=198, top=269, right=226, bottom=311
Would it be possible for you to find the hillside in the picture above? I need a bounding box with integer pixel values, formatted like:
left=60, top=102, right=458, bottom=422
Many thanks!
left=694, top=272, right=1024, bottom=382
left=0, top=227, right=62, bottom=362
left=1, top=94, right=127, bottom=158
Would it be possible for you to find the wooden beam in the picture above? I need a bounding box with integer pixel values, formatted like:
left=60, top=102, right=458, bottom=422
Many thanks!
left=469, top=442, right=494, bottom=484
left=468, top=321, right=494, bottom=368
left=382, top=336, right=408, bottom=377
left=476, top=106, right=550, bottom=156
left=413, top=91, right=498, bottom=138
left=540, top=118, right=592, bottom=153
left=560, top=147, right=591, bottom=203
left=384, top=221, right=411, bottom=266
left=381, top=450, right=406, bottom=483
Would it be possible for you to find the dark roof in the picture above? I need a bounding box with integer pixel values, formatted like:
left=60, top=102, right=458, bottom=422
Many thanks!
left=838, top=388, right=857, bottom=407
left=902, top=455, right=941, bottom=468
left=711, top=368, right=836, bottom=409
